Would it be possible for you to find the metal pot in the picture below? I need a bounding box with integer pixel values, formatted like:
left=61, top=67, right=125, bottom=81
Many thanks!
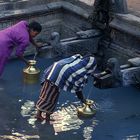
left=77, top=99, right=96, bottom=117
left=23, top=60, right=40, bottom=84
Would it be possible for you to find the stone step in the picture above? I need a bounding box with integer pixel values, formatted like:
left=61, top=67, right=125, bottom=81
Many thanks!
left=0, top=0, right=59, bottom=11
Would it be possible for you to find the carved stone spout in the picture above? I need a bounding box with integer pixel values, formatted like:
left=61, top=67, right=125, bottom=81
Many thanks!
left=93, top=57, right=122, bottom=88
left=50, top=32, right=66, bottom=57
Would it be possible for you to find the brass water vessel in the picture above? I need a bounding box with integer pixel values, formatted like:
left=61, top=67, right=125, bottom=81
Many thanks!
left=23, top=60, right=40, bottom=84
left=77, top=99, right=96, bottom=117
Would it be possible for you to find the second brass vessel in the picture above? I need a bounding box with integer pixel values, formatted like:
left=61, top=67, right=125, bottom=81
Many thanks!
left=23, top=60, right=40, bottom=84
left=77, top=99, right=96, bottom=117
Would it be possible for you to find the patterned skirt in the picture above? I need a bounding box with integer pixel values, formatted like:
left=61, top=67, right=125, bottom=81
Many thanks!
left=36, top=80, right=59, bottom=114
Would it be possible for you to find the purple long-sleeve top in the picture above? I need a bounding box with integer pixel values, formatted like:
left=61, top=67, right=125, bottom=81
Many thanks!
left=0, top=20, right=30, bottom=58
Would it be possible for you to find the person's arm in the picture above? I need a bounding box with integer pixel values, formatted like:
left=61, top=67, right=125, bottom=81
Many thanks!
left=75, top=91, right=86, bottom=103
left=30, top=38, right=41, bottom=53
left=15, top=41, right=29, bottom=65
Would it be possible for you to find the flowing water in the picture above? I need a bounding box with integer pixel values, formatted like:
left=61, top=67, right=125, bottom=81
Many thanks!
left=0, top=56, right=140, bottom=140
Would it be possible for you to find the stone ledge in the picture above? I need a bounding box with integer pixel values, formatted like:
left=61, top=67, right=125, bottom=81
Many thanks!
left=110, top=14, right=140, bottom=38
left=61, top=2, right=89, bottom=19
left=0, top=1, right=89, bottom=20
left=121, top=66, right=140, bottom=86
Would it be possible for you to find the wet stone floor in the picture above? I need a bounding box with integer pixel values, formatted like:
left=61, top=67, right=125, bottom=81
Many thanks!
left=0, top=56, right=140, bottom=140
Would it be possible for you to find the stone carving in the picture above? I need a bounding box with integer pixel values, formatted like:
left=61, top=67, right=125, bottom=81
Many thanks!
left=128, top=57, right=140, bottom=67
left=76, top=29, right=101, bottom=39
left=50, top=32, right=61, bottom=55
left=76, top=29, right=102, bottom=54
left=106, top=58, right=122, bottom=84
left=50, top=32, right=67, bottom=57
left=113, top=0, right=128, bottom=13
left=89, top=0, right=128, bottom=26
left=88, top=0, right=114, bottom=30
left=122, top=57, right=140, bottom=87
left=94, top=57, right=122, bottom=88
left=88, top=0, right=114, bottom=61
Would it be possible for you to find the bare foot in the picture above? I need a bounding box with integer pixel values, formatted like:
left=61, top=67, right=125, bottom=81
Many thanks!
left=35, top=115, right=45, bottom=121
left=45, top=116, right=55, bottom=122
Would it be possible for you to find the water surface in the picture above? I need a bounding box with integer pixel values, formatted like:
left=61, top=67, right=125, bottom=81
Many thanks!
left=0, top=56, right=140, bottom=140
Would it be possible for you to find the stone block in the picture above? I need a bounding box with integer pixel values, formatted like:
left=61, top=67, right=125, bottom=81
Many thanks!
left=121, top=67, right=140, bottom=86
left=128, top=57, right=140, bottom=67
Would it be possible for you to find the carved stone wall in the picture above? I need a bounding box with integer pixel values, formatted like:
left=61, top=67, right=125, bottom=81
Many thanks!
left=98, top=13, right=140, bottom=65
left=0, top=0, right=140, bottom=67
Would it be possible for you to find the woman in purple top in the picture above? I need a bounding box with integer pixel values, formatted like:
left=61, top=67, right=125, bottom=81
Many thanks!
left=0, top=20, right=42, bottom=77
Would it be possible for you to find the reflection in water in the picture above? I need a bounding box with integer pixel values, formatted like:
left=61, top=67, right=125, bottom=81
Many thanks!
left=83, top=120, right=99, bottom=140
left=20, top=100, right=98, bottom=139
left=21, top=100, right=35, bottom=117
left=123, top=134, right=139, bottom=140
left=21, top=100, right=37, bottom=128
left=83, top=127, right=93, bottom=140
left=51, top=104, right=83, bottom=133
left=0, top=132, right=39, bottom=140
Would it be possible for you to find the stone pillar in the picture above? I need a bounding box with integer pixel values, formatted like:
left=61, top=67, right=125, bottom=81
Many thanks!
left=113, top=0, right=128, bottom=13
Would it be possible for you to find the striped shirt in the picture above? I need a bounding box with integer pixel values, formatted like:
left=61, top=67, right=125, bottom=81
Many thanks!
left=41, top=54, right=96, bottom=93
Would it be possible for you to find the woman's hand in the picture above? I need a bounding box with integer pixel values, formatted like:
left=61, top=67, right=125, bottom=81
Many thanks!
left=76, top=91, right=86, bottom=103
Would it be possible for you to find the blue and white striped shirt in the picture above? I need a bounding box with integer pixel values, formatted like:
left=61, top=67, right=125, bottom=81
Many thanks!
left=41, top=54, right=96, bottom=93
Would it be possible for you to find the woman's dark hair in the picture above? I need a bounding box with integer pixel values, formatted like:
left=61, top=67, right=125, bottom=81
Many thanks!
left=29, top=21, right=42, bottom=33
